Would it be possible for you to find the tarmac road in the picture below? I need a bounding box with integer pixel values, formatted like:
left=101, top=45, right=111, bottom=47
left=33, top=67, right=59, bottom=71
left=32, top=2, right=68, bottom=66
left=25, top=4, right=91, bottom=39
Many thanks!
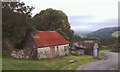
left=76, top=51, right=118, bottom=70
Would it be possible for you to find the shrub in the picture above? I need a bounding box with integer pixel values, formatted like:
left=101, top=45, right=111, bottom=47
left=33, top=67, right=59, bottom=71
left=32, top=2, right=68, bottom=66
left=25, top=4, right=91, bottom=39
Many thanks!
left=70, top=50, right=79, bottom=56
left=2, top=50, right=9, bottom=57
left=110, top=45, right=119, bottom=52
left=101, top=46, right=110, bottom=50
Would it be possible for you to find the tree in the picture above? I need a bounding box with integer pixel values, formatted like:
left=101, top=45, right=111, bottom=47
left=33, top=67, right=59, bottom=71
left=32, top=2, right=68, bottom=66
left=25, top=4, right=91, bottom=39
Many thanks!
left=73, top=35, right=81, bottom=42
left=31, top=8, right=74, bottom=40
left=56, top=28, right=70, bottom=41
left=98, top=36, right=118, bottom=46
left=2, top=2, right=34, bottom=16
left=2, top=2, right=34, bottom=49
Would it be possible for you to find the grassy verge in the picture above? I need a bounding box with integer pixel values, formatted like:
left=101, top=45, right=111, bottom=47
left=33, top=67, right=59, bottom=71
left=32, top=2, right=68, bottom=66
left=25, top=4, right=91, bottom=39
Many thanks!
left=3, top=55, right=97, bottom=70
left=98, top=51, right=105, bottom=59
left=60, top=55, right=97, bottom=70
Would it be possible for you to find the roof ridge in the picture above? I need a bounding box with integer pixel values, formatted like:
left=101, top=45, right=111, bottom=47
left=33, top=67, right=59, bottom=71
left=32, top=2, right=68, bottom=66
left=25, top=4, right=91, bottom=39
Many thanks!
left=39, top=31, right=56, bottom=32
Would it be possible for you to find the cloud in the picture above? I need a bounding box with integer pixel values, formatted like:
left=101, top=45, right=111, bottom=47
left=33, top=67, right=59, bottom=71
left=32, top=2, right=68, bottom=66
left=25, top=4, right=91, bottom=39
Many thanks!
left=20, top=0, right=119, bottom=33
left=21, top=0, right=118, bottom=18
left=69, top=16, right=118, bottom=32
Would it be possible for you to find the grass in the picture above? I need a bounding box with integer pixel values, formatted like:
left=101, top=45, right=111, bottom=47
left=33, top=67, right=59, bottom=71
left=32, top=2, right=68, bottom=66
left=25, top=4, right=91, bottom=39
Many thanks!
left=101, top=46, right=110, bottom=51
left=2, top=55, right=98, bottom=70
left=60, top=56, right=97, bottom=70
left=98, top=51, right=105, bottom=59
left=112, top=31, right=120, bottom=37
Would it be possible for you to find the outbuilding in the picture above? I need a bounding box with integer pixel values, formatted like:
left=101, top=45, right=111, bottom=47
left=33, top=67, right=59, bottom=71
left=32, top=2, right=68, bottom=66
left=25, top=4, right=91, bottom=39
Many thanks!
left=32, top=31, right=70, bottom=59
left=72, top=42, right=99, bottom=56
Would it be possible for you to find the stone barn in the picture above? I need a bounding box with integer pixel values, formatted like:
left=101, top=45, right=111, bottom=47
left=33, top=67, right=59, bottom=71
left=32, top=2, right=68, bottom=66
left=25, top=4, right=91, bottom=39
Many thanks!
left=72, top=42, right=99, bottom=56
left=10, top=31, right=70, bottom=59
left=32, top=31, right=70, bottom=59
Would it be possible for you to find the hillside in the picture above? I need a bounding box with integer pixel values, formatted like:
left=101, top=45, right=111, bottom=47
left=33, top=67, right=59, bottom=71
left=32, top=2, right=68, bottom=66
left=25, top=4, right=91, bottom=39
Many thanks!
left=74, top=31, right=91, bottom=38
left=85, top=27, right=120, bottom=39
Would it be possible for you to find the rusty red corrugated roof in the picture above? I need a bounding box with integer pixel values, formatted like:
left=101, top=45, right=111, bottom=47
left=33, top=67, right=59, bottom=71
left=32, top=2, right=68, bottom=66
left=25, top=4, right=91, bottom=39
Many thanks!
left=78, top=42, right=95, bottom=48
left=33, top=31, right=70, bottom=48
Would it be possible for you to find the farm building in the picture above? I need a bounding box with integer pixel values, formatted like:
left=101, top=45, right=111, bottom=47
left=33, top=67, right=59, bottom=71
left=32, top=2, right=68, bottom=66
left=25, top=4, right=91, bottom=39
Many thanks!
left=11, top=31, right=70, bottom=59
left=32, top=31, right=70, bottom=59
left=72, top=42, right=99, bottom=56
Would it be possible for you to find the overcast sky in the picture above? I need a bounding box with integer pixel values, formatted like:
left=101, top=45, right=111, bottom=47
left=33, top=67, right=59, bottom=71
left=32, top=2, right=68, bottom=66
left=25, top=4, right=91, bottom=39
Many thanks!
left=20, top=0, right=119, bottom=33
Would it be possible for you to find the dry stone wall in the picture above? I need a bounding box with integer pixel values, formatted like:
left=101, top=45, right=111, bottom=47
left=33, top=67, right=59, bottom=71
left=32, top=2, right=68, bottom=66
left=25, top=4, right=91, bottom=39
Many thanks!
left=11, top=47, right=34, bottom=59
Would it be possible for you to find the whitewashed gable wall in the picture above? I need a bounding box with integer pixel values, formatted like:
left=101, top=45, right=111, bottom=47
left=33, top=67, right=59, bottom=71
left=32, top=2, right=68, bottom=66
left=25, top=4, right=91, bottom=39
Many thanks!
left=37, top=44, right=69, bottom=59
left=58, top=44, right=69, bottom=56
left=37, top=47, right=50, bottom=59
left=93, top=43, right=98, bottom=49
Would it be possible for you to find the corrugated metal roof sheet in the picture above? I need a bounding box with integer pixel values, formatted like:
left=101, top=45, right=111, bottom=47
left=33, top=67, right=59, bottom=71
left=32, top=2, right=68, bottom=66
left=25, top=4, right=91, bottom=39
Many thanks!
left=78, top=42, right=95, bottom=48
left=33, top=31, right=70, bottom=48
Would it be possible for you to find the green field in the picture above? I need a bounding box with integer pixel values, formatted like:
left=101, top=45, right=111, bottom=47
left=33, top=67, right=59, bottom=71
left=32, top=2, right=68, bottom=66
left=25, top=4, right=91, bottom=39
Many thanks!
left=3, top=55, right=98, bottom=70
left=112, top=31, right=120, bottom=37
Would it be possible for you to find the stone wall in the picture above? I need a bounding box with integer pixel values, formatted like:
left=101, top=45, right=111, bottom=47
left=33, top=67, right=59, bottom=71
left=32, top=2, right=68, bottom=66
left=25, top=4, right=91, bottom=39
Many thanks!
left=11, top=47, right=35, bottom=59
left=11, top=44, right=70, bottom=60
left=37, top=44, right=69, bottom=59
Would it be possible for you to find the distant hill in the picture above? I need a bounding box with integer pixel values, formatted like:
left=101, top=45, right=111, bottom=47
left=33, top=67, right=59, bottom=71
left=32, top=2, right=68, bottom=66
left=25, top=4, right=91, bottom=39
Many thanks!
left=85, top=27, right=120, bottom=39
left=74, top=31, right=91, bottom=38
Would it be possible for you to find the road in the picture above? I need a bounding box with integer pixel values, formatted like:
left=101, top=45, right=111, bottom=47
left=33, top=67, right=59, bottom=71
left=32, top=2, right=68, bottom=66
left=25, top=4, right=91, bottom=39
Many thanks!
left=76, top=51, right=118, bottom=70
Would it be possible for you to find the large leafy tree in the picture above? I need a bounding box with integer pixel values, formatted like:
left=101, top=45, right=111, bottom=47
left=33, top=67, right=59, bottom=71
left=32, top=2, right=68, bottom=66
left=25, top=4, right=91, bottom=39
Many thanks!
left=31, top=8, right=74, bottom=40
left=98, top=36, right=118, bottom=46
left=2, top=2, right=34, bottom=49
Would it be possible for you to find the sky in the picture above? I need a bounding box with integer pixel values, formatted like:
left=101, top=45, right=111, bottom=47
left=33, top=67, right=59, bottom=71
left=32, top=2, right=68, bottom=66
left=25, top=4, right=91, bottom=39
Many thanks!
left=20, top=0, right=119, bottom=33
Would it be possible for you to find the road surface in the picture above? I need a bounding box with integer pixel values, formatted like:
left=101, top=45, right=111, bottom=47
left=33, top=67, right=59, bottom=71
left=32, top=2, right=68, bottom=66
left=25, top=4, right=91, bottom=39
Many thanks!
left=76, top=51, right=118, bottom=70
